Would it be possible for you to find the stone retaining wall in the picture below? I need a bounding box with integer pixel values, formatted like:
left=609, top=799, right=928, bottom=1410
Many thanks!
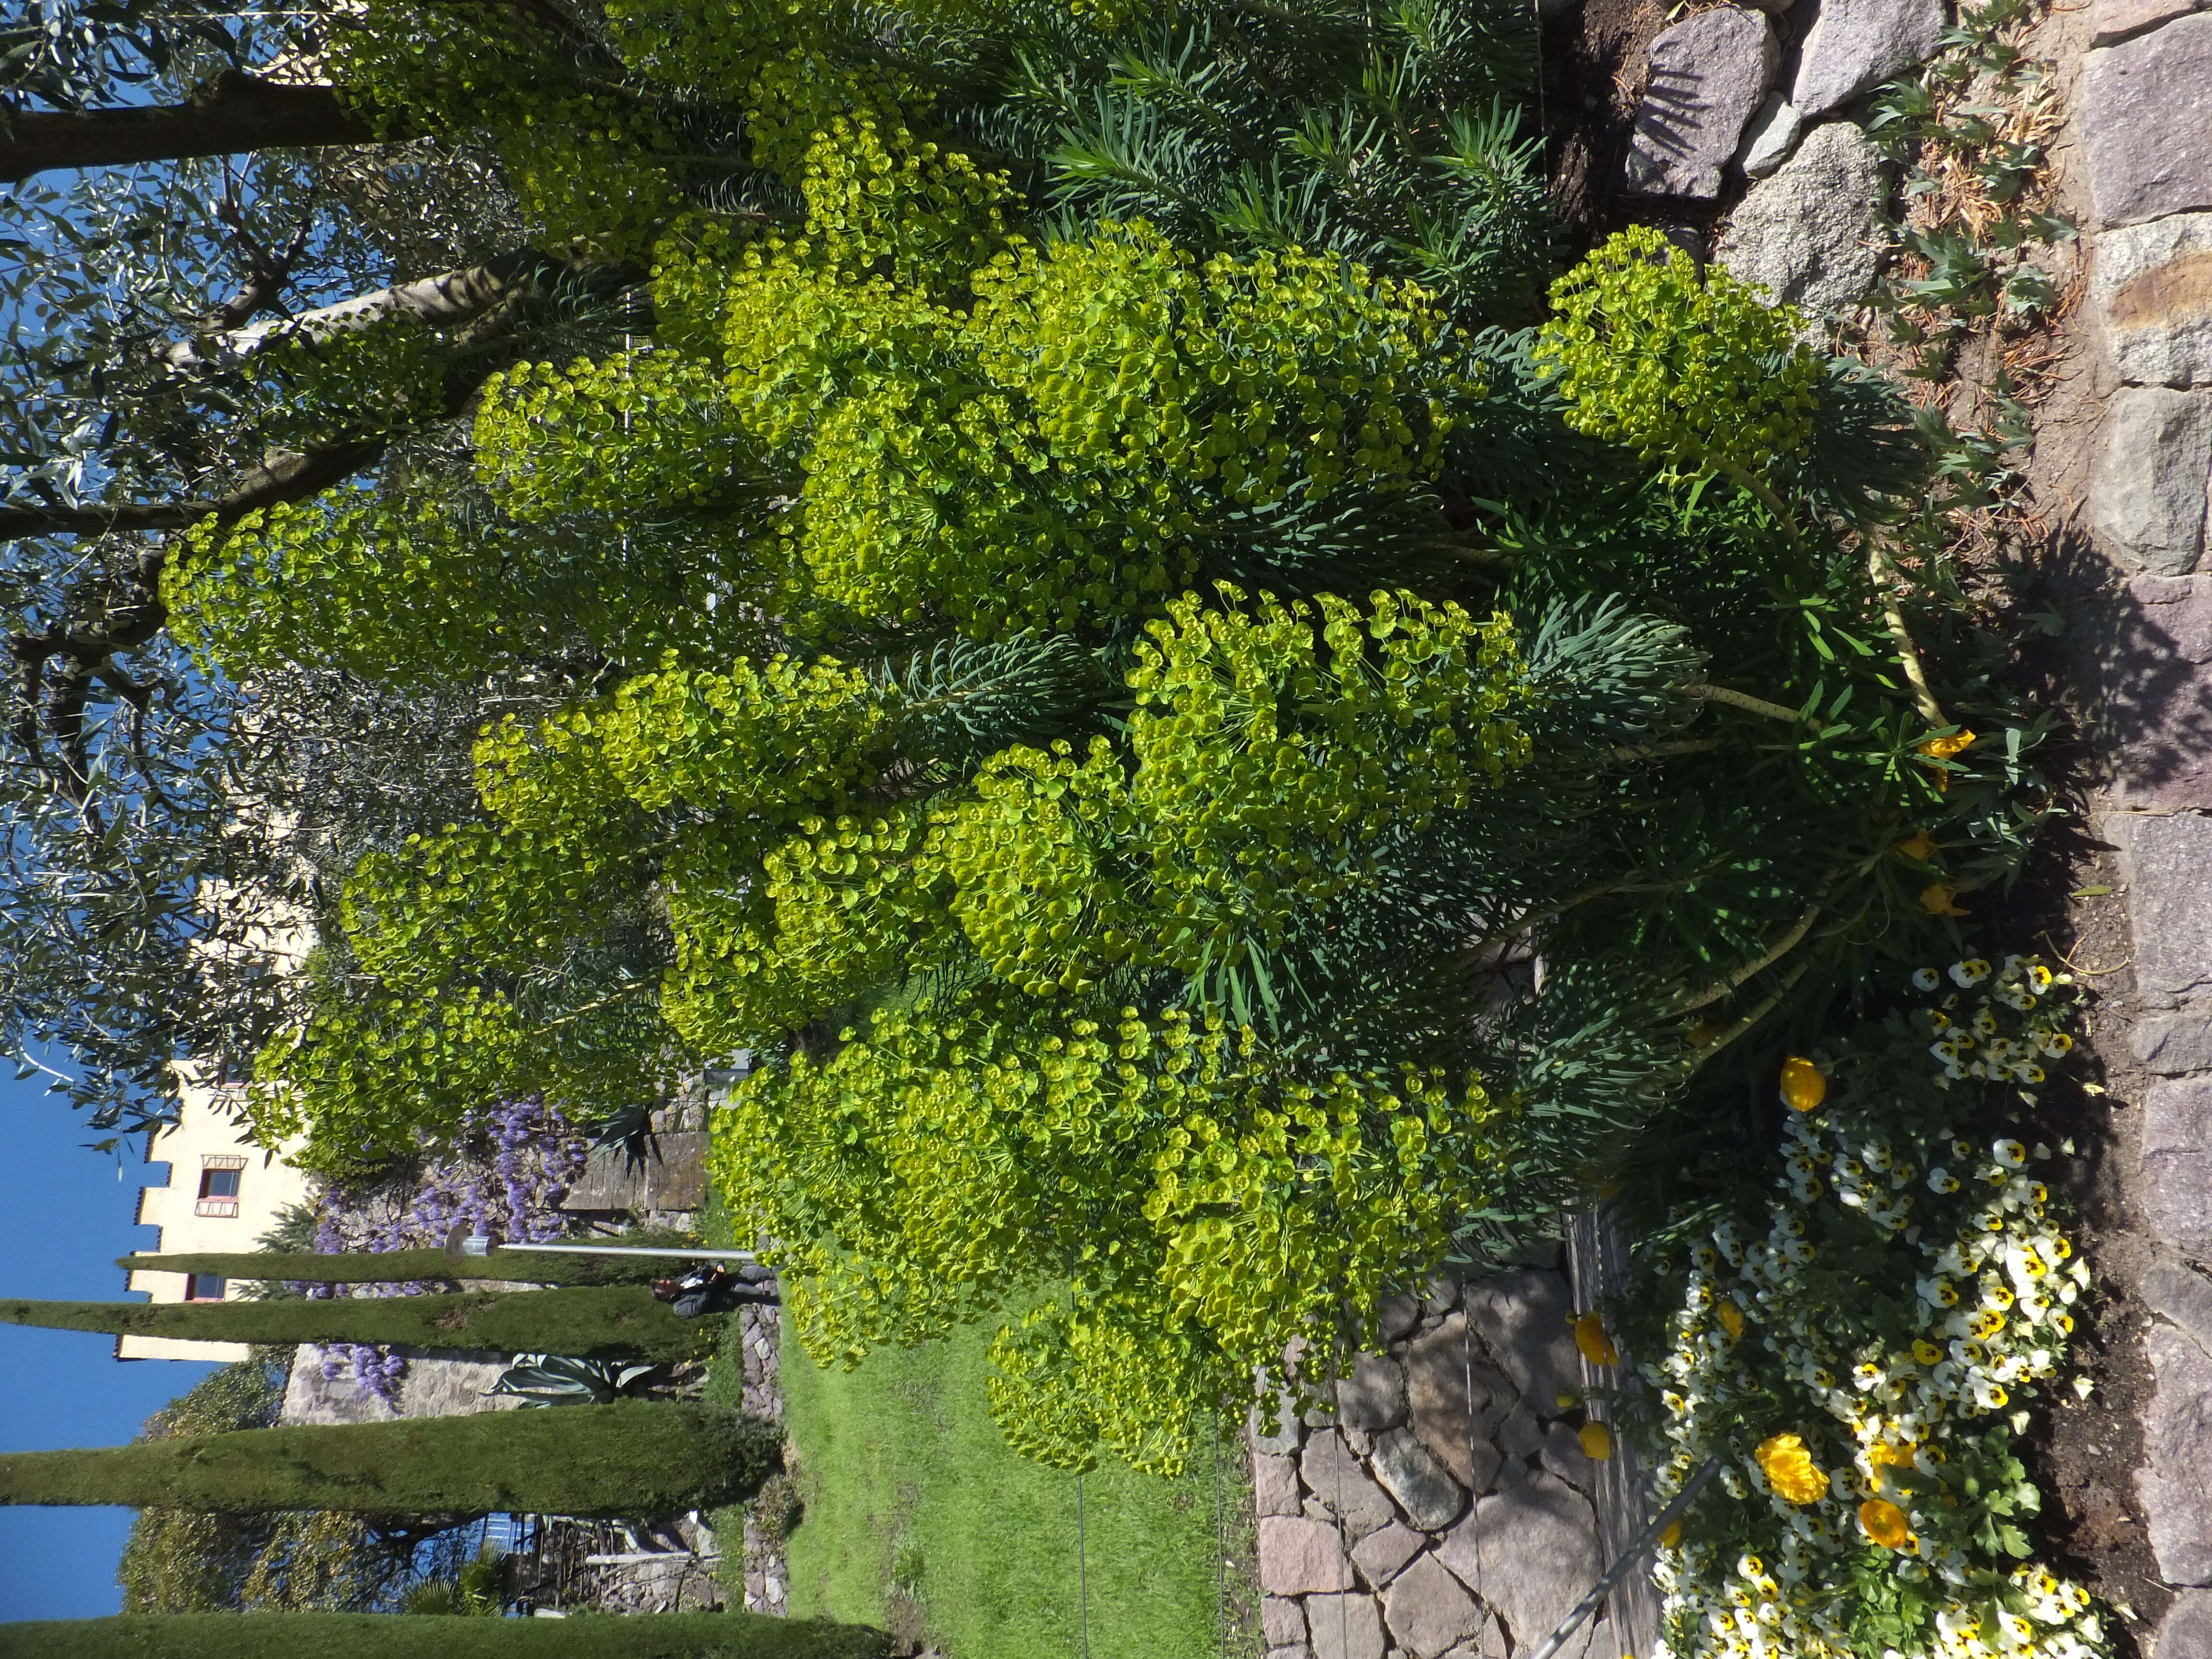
left=1250, top=1259, right=1649, bottom=1659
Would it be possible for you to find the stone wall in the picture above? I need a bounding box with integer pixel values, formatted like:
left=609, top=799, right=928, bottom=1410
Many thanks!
left=1250, top=1260, right=1650, bottom=1659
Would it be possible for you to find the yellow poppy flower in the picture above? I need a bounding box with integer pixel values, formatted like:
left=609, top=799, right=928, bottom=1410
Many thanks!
left=1755, top=1434, right=1828, bottom=1504
left=1893, top=829, right=1936, bottom=863
left=1659, top=1518, right=1683, bottom=1549
left=1918, top=731, right=1977, bottom=759
left=1575, top=1311, right=1621, bottom=1367
left=1718, top=1299, right=1746, bottom=1340
left=1919, top=883, right=1968, bottom=917
left=1779, top=1057, right=1827, bottom=1113
left=1580, top=1421, right=1615, bottom=1461
left=1859, top=1498, right=1911, bottom=1550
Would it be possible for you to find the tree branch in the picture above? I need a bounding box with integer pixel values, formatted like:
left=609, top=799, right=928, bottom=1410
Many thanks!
left=154, top=249, right=571, bottom=374
left=0, top=72, right=381, bottom=186
left=0, top=441, right=386, bottom=540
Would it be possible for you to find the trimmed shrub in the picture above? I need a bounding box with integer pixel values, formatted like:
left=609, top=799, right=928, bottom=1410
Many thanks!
left=0, top=1612, right=889, bottom=1659
left=114, top=1237, right=689, bottom=1288
left=3, top=1286, right=707, bottom=1362
left=0, top=1401, right=776, bottom=1516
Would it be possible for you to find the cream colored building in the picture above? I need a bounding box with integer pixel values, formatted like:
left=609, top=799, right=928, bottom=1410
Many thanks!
left=121, top=1066, right=313, bottom=1361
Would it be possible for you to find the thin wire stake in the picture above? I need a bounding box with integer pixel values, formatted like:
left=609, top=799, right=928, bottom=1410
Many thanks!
left=1077, top=1471, right=1092, bottom=1659
left=1214, top=1411, right=1227, bottom=1659
left=1463, top=1304, right=1486, bottom=1615
left=1524, top=1458, right=1723, bottom=1659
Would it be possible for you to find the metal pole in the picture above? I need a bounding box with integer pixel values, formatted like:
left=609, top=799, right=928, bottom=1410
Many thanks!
left=494, top=1242, right=758, bottom=1262
left=445, top=1227, right=756, bottom=1265
left=1522, top=1457, right=1721, bottom=1659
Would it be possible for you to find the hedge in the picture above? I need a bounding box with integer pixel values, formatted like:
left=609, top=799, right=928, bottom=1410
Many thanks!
left=0, top=1613, right=889, bottom=1659
left=0, top=1401, right=776, bottom=1516
left=114, top=1236, right=696, bottom=1288
left=2, top=1286, right=707, bottom=1361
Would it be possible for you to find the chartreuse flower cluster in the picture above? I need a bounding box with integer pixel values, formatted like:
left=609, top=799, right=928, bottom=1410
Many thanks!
left=708, top=989, right=1506, bottom=1474
left=1534, top=224, right=1822, bottom=485
left=715, top=188, right=1469, bottom=636
left=249, top=585, right=1532, bottom=1173
left=1641, top=956, right=2105, bottom=1659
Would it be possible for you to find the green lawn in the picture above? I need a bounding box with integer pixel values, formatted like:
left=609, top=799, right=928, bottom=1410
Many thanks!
left=774, top=1322, right=1256, bottom=1659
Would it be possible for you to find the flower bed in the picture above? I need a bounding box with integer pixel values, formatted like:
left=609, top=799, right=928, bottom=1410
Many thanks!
left=1633, top=957, right=2106, bottom=1659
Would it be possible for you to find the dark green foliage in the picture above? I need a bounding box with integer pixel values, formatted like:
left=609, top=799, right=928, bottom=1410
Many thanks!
left=114, top=1237, right=688, bottom=1287
left=927, top=0, right=1554, bottom=325
left=0, top=1613, right=889, bottom=1659
left=0, top=1402, right=777, bottom=1517
left=3, top=1286, right=708, bottom=1362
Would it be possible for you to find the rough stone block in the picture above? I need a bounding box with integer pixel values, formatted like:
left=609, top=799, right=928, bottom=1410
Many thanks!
left=1302, top=1428, right=1399, bottom=1538
left=1381, top=1296, right=1424, bottom=1342
left=2144, top=1259, right=2212, bottom=1358
left=2092, top=0, right=2202, bottom=46
left=2095, top=212, right=2212, bottom=387
left=1439, top=1613, right=1510, bottom=1659
left=2138, top=1326, right=2212, bottom=1585
left=1267, top=1647, right=1314, bottom=1659
left=1791, top=0, right=1943, bottom=117
left=1264, top=1596, right=1310, bottom=1647
left=2153, top=1589, right=2212, bottom=1657
left=1383, top=1553, right=1487, bottom=1659
left=1737, top=95, right=1803, bottom=178
left=2083, top=19, right=2212, bottom=229
left=2088, top=387, right=2212, bottom=574
left=1498, top=1400, right=1545, bottom=1459
left=1371, top=1427, right=1470, bottom=1531
left=1717, top=120, right=1890, bottom=320
left=2144, top=1077, right=2212, bottom=1255
left=1350, top=1521, right=1426, bottom=1587
left=1337, top=1353, right=1411, bottom=1431
left=1433, top=1470, right=1603, bottom=1651
left=1624, top=7, right=1780, bottom=199
left=2132, top=1011, right=2212, bottom=1073
left=1260, top=1515, right=1357, bottom=1595
left=1541, top=1419, right=1599, bottom=1492
left=2117, top=816, right=2212, bottom=1005
left=2073, top=581, right=2212, bottom=808
left=1464, top=1269, right=1582, bottom=1409
left=1306, top=1591, right=1389, bottom=1659
left=1404, top=1314, right=1507, bottom=1490
left=1256, top=1450, right=1305, bottom=1517
left=1252, top=1385, right=1305, bottom=1456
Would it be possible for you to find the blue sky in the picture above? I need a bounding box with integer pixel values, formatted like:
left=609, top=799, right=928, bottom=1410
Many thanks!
left=0, top=1074, right=218, bottom=1622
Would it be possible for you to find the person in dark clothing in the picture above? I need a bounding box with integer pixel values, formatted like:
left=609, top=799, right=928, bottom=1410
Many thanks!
left=651, top=1261, right=779, bottom=1318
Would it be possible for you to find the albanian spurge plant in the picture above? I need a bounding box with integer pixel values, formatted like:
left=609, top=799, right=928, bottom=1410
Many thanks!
left=162, top=4, right=2062, bottom=1476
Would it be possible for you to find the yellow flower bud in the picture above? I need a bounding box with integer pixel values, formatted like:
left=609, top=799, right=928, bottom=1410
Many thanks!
left=1779, top=1057, right=1827, bottom=1113
left=1580, top=1421, right=1615, bottom=1461
left=1575, top=1311, right=1621, bottom=1367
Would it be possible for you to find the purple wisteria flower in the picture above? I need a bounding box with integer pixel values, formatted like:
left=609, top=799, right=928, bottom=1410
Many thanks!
left=303, top=1096, right=590, bottom=1405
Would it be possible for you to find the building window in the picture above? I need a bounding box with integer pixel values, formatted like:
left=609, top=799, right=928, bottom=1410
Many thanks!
left=195, top=1156, right=246, bottom=1218
left=185, top=1274, right=227, bottom=1302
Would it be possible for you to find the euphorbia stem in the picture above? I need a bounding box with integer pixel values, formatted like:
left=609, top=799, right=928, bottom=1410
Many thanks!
left=1866, top=545, right=1949, bottom=727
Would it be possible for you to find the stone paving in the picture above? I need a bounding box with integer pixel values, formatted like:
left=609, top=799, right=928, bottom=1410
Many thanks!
left=2072, top=0, right=2212, bottom=1646
left=1250, top=1260, right=1647, bottom=1659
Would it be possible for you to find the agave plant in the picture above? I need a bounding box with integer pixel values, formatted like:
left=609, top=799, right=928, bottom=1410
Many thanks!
left=485, top=1354, right=658, bottom=1408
